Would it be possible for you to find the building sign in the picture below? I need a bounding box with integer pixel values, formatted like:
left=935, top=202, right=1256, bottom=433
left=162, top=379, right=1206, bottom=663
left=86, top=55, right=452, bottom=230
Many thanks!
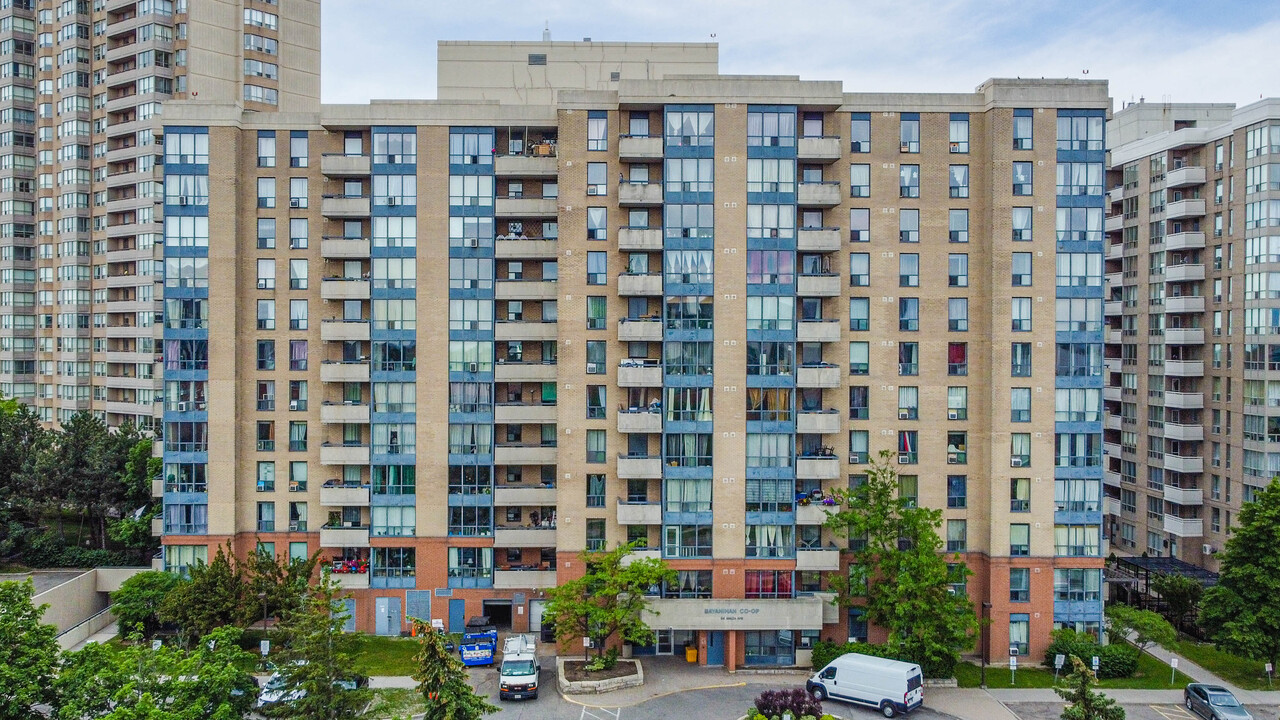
left=641, top=597, right=824, bottom=631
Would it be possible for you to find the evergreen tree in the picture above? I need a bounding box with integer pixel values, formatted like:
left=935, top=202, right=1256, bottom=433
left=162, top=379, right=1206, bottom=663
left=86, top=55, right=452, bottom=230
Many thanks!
left=1055, top=655, right=1125, bottom=720
left=410, top=618, right=499, bottom=720
left=0, top=579, right=59, bottom=719
left=268, top=576, right=368, bottom=720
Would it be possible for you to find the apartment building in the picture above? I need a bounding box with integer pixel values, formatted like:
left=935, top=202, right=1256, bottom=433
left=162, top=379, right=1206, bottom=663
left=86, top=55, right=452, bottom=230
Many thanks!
left=158, top=31, right=1109, bottom=668
left=0, top=0, right=317, bottom=428
left=1103, top=100, right=1280, bottom=570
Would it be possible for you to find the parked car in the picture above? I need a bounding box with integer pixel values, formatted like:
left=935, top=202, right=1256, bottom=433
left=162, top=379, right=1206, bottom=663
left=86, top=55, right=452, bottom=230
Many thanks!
left=1184, top=683, right=1253, bottom=720
left=254, top=664, right=369, bottom=710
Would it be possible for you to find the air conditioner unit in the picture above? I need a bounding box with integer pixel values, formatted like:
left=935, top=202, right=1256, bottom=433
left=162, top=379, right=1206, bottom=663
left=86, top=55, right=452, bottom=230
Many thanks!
left=1011, top=457, right=1026, bottom=467
left=586, top=362, right=600, bottom=373
left=289, top=198, right=301, bottom=208
left=468, top=362, right=479, bottom=373
left=257, top=279, right=269, bottom=289
left=178, top=196, right=187, bottom=206
left=898, top=409, right=911, bottom=420
left=175, top=401, right=190, bottom=412
left=387, top=197, right=397, bottom=207
left=289, top=400, right=299, bottom=411
left=509, top=222, right=524, bottom=234
left=947, top=453, right=960, bottom=464
left=900, top=143, right=911, bottom=152
left=587, top=186, right=602, bottom=196
left=386, top=154, right=398, bottom=164
left=289, top=522, right=302, bottom=531
left=947, top=410, right=959, bottom=420
left=1202, top=543, right=1215, bottom=554
left=897, top=453, right=912, bottom=464
left=463, top=238, right=479, bottom=248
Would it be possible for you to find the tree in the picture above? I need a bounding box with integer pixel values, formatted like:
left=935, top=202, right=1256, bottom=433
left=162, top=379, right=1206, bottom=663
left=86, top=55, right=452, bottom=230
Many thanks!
left=1200, top=477, right=1280, bottom=672
left=0, top=399, right=43, bottom=516
left=542, top=541, right=676, bottom=663
left=113, top=571, right=181, bottom=639
left=410, top=618, right=499, bottom=720
left=160, top=543, right=253, bottom=642
left=53, top=625, right=258, bottom=720
left=0, top=579, right=59, bottom=719
left=1054, top=655, right=1125, bottom=720
left=243, top=545, right=321, bottom=622
left=1104, top=604, right=1175, bottom=654
left=821, top=450, right=978, bottom=678
left=267, top=576, right=369, bottom=720
left=1149, top=573, right=1203, bottom=640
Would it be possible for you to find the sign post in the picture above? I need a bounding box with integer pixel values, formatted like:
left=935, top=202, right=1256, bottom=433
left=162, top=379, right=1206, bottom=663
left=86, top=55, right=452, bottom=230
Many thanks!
left=1054, top=653, right=1065, bottom=680
left=1009, top=646, right=1019, bottom=685
left=1170, top=656, right=1179, bottom=685
left=1266, top=662, right=1273, bottom=688
left=1091, top=656, right=1100, bottom=675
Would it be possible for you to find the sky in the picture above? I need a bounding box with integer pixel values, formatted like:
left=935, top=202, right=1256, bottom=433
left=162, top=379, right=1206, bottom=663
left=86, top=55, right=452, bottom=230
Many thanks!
left=320, top=0, right=1280, bottom=111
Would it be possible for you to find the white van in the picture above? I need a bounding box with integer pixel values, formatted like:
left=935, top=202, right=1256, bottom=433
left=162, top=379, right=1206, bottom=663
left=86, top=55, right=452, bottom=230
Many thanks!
left=806, top=652, right=924, bottom=717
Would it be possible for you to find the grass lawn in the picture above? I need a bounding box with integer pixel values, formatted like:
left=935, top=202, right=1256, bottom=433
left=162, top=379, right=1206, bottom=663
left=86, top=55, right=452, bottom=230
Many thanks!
left=361, top=688, right=427, bottom=719
left=956, top=649, right=1192, bottom=689
left=1168, top=640, right=1275, bottom=691
left=350, top=634, right=423, bottom=676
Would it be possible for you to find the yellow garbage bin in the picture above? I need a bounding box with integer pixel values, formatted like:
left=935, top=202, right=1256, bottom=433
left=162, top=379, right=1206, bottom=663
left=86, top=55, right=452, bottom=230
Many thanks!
left=685, top=645, right=698, bottom=663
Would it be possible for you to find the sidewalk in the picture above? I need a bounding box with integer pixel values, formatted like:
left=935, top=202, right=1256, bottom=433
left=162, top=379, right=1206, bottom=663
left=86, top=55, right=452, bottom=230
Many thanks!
left=925, top=687, right=1020, bottom=720
left=559, top=656, right=810, bottom=708
left=66, top=627, right=118, bottom=652
left=1134, top=634, right=1280, bottom=705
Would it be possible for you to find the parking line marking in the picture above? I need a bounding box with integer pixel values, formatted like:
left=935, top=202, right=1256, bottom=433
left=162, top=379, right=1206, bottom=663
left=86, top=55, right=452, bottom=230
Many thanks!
left=1149, top=705, right=1195, bottom=720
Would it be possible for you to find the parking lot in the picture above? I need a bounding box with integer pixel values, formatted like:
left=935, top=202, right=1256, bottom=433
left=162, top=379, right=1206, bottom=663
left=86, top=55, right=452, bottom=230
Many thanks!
left=1006, top=701, right=1278, bottom=720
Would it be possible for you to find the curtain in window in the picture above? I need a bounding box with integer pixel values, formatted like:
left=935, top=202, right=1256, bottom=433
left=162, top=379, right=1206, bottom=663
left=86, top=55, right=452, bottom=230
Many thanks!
left=290, top=340, right=307, bottom=367
left=948, top=387, right=967, bottom=411
left=948, top=299, right=967, bottom=325
left=898, top=343, right=918, bottom=365
left=848, top=431, right=868, bottom=454
left=898, top=431, right=916, bottom=454
left=746, top=434, right=792, bottom=467
left=1012, top=388, right=1031, bottom=414
left=897, top=386, right=917, bottom=409
left=1011, top=433, right=1031, bottom=457
left=288, top=422, right=307, bottom=446
left=449, top=424, right=492, bottom=454
left=949, top=165, right=968, bottom=188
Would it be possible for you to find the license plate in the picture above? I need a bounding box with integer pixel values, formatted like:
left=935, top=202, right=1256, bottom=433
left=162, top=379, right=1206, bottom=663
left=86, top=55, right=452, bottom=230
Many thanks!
left=511, top=693, right=523, bottom=699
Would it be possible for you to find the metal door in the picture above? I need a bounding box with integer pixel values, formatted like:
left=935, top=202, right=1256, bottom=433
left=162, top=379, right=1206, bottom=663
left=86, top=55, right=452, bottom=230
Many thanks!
left=705, top=631, right=725, bottom=666
left=339, top=598, right=356, bottom=633
left=374, top=597, right=401, bottom=636
left=528, top=599, right=547, bottom=632
left=449, top=598, right=467, bottom=634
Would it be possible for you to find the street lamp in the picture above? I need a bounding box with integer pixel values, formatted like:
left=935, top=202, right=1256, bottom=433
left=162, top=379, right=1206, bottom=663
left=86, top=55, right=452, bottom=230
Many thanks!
left=258, top=591, right=268, bottom=633
left=980, top=602, right=992, bottom=689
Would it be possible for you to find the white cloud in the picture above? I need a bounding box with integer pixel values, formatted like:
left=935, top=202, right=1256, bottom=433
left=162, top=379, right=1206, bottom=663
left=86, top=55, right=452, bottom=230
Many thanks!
left=320, top=0, right=1280, bottom=109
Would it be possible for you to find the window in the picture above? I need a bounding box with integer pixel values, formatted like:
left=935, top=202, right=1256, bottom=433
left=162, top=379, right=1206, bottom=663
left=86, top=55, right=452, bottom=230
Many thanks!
left=1011, top=252, right=1034, bottom=287
left=256, top=502, right=275, bottom=532
left=745, top=570, right=793, bottom=599
left=288, top=299, right=308, bottom=330
left=1012, top=206, right=1033, bottom=241
left=747, top=110, right=795, bottom=147
left=446, top=547, right=490, bottom=587
left=256, top=340, right=275, bottom=371
left=664, top=523, right=712, bottom=558
left=899, top=209, right=919, bottom=243
left=745, top=524, right=794, bottom=558
left=1013, top=162, right=1033, bottom=195
left=897, top=386, right=918, bottom=420
left=1055, top=525, right=1100, bottom=557
left=288, top=177, right=308, bottom=208
left=899, top=115, right=919, bottom=153
left=1011, top=433, right=1031, bottom=467
left=1011, top=478, right=1031, bottom=512
left=586, top=207, right=606, bottom=240
left=288, top=421, right=307, bottom=452
left=947, top=387, right=967, bottom=420
left=1011, top=342, right=1033, bottom=377
left=1010, top=523, right=1030, bottom=556
left=256, top=462, right=275, bottom=492
left=949, top=209, right=968, bottom=243
left=289, top=132, right=307, bottom=167
left=256, top=300, right=275, bottom=330
left=586, top=162, right=607, bottom=196
left=898, top=342, right=918, bottom=376
left=897, top=431, right=918, bottom=465
left=1055, top=569, right=1101, bottom=602
left=899, top=164, right=919, bottom=198
left=947, top=342, right=967, bottom=377
left=665, top=109, right=714, bottom=147
left=894, top=297, right=917, bottom=332
left=849, top=113, right=870, bottom=152
left=288, top=380, right=307, bottom=411
left=587, top=112, right=607, bottom=151
left=747, top=158, right=795, bottom=193
left=1010, top=568, right=1030, bottom=602
left=585, top=340, right=605, bottom=374
left=849, top=253, right=869, bottom=287
left=1011, top=297, right=1032, bottom=332
left=257, top=177, right=275, bottom=208
left=257, top=132, right=275, bottom=167
left=898, top=253, right=918, bottom=287
left=849, top=342, right=869, bottom=375
left=949, top=165, right=969, bottom=197
left=586, top=251, right=607, bottom=285
left=586, top=473, right=605, bottom=508
left=586, top=296, right=606, bottom=330
left=288, top=259, right=307, bottom=290
left=1013, top=109, right=1033, bottom=149
left=848, top=386, right=869, bottom=420
left=947, top=475, right=966, bottom=508
left=849, top=164, right=870, bottom=197
left=256, top=421, right=274, bottom=450
left=662, top=570, right=712, bottom=599
left=747, top=296, right=794, bottom=331
left=1057, top=113, right=1104, bottom=151
left=1011, top=387, right=1031, bottom=423
left=1057, top=162, right=1103, bottom=196
left=257, top=218, right=275, bottom=249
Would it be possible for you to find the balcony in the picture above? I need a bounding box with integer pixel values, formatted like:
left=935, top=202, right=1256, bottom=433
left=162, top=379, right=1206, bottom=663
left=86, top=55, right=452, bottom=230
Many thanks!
left=796, top=503, right=833, bottom=526
left=1165, top=422, right=1205, bottom=444
left=797, top=136, right=842, bottom=163
left=496, top=280, right=558, bottom=301
left=618, top=363, right=662, bottom=387
left=493, top=486, right=557, bottom=506
left=495, top=239, right=558, bottom=259
left=1165, top=360, right=1204, bottom=377
left=151, top=478, right=163, bottom=498
left=320, top=361, right=370, bottom=384
left=1163, top=391, right=1204, bottom=411
left=494, top=362, right=557, bottom=382
left=1165, top=263, right=1205, bottom=283
left=1166, top=166, right=1206, bottom=188
left=796, top=456, right=839, bottom=480
left=797, top=410, right=840, bottom=434
left=494, top=155, right=557, bottom=177
left=321, top=320, right=370, bottom=342
left=320, top=402, right=370, bottom=424
left=797, top=228, right=842, bottom=252
left=618, top=228, right=663, bottom=251
left=1106, top=271, right=1122, bottom=288
left=797, top=182, right=842, bottom=207
left=1107, top=242, right=1123, bottom=261
left=319, top=482, right=371, bottom=507
left=320, top=444, right=370, bottom=466
left=320, top=154, right=371, bottom=176
left=321, top=238, right=370, bottom=259
left=328, top=572, right=370, bottom=590
left=320, top=278, right=371, bottom=301
left=151, top=516, right=162, bottom=536
left=495, top=197, right=557, bottom=217
left=621, top=549, right=661, bottom=567
left=1108, top=186, right=1124, bottom=205
left=1163, top=485, right=1204, bottom=506
left=797, top=320, right=840, bottom=343
left=1165, top=295, right=1205, bottom=314
left=495, top=403, right=558, bottom=424
left=1166, top=199, right=1206, bottom=220
left=797, top=274, right=840, bottom=297
left=618, top=183, right=663, bottom=206
left=495, top=321, right=558, bottom=342
left=1104, top=468, right=1121, bottom=487
left=1105, top=214, right=1124, bottom=233
left=1104, top=496, right=1121, bottom=516
left=617, top=273, right=662, bottom=296
left=618, top=410, right=662, bottom=434
left=618, top=136, right=663, bottom=160
left=1163, top=514, right=1203, bottom=538
left=1104, top=386, right=1121, bottom=403
left=1163, top=453, right=1204, bottom=474
left=494, top=527, right=556, bottom=547
left=319, top=525, right=370, bottom=548
left=1105, top=300, right=1122, bottom=316
left=1164, top=328, right=1204, bottom=345
left=616, top=455, right=662, bottom=479
left=796, top=548, right=841, bottom=571
left=619, top=318, right=663, bottom=342
left=494, top=445, right=557, bottom=466
left=1165, top=231, right=1206, bottom=252
left=797, top=365, right=840, bottom=388
left=616, top=500, right=662, bottom=525
left=494, top=569, right=558, bottom=589
left=321, top=195, right=371, bottom=218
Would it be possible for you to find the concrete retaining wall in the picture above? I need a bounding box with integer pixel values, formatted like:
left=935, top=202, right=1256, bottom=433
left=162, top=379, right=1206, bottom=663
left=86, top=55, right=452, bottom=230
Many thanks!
left=556, top=658, right=645, bottom=694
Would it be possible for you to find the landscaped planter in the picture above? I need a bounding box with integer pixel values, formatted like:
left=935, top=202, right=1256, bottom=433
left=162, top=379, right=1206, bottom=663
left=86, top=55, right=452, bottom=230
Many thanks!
left=556, top=657, right=644, bottom=694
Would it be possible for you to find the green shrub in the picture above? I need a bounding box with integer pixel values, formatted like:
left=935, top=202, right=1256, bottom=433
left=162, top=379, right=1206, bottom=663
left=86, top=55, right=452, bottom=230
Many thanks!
left=1043, top=628, right=1138, bottom=679
left=1097, top=643, right=1139, bottom=679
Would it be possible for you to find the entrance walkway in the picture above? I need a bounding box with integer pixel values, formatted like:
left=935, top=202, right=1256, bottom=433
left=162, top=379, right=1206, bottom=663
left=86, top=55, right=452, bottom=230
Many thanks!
left=558, top=656, right=810, bottom=708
